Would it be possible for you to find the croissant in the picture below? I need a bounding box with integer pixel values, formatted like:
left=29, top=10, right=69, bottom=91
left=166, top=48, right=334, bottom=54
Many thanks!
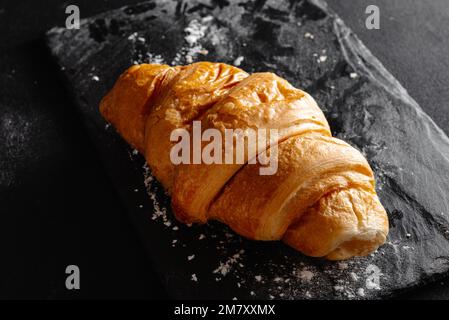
left=100, top=61, right=389, bottom=260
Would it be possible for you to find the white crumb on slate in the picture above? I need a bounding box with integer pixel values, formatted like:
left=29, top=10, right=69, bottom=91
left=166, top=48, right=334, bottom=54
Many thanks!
left=334, top=285, right=344, bottom=292
left=0, top=111, right=34, bottom=186
left=255, top=275, right=263, bottom=282
left=91, top=75, right=100, bottom=81
left=184, top=19, right=207, bottom=45
left=317, top=55, right=327, bottom=63
left=146, top=53, right=165, bottom=64
left=191, top=274, right=198, bottom=282
left=298, top=269, right=314, bottom=281
left=350, top=72, right=358, bottom=78
left=172, top=16, right=212, bottom=65
left=365, top=264, right=382, bottom=290
left=198, top=234, right=206, bottom=240
left=233, top=56, right=244, bottom=66
left=128, top=32, right=138, bottom=41
left=304, top=32, right=314, bottom=39
left=143, top=164, right=173, bottom=227
left=213, top=250, right=244, bottom=276
left=357, top=288, right=365, bottom=297
left=338, top=262, right=349, bottom=270
left=188, top=254, right=195, bottom=261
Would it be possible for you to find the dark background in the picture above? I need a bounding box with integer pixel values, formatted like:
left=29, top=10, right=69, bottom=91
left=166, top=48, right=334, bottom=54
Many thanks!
left=0, top=0, right=448, bottom=299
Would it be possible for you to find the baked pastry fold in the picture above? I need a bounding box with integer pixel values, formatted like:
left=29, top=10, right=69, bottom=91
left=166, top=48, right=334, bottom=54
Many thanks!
left=100, top=61, right=389, bottom=260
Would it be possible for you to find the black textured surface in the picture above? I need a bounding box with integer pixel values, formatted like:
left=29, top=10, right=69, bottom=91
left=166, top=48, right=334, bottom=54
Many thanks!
left=45, top=0, right=449, bottom=299
left=2, top=0, right=449, bottom=299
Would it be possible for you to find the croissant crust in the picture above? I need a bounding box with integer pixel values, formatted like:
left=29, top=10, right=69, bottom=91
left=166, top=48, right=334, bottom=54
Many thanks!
left=100, top=62, right=389, bottom=260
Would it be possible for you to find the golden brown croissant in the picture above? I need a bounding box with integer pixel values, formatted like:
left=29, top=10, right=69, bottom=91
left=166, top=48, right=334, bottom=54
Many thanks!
left=100, top=61, right=389, bottom=260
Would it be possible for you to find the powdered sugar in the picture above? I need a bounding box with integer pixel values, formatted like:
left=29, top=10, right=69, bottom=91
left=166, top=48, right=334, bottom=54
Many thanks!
left=213, top=249, right=245, bottom=277
left=143, top=164, right=171, bottom=224
left=298, top=269, right=314, bottom=281
left=172, top=16, right=212, bottom=65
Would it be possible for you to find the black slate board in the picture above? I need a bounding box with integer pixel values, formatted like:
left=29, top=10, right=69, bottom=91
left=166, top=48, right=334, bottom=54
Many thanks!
left=46, top=0, right=449, bottom=299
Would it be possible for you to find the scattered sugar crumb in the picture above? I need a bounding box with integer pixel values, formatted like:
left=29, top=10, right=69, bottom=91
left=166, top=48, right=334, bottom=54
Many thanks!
left=334, top=285, right=344, bottom=292
left=127, top=32, right=138, bottom=41
left=191, top=274, right=198, bottom=282
left=365, top=264, right=382, bottom=290
left=188, top=254, right=195, bottom=261
left=255, top=275, right=263, bottom=282
left=199, top=234, right=206, bottom=240
left=350, top=272, right=359, bottom=282
left=250, top=291, right=255, bottom=296
left=318, top=55, right=327, bottom=63
left=298, top=270, right=314, bottom=281
left=213, top=250, right=244, bottom=276
left=350, top=72, right=358, bottom=78
left=304, top=32, right=314, bottom=39
left=202, top=15, right=214, bottom=23
left=357, top=288, right=365, bottom=297
left=170, top=17, right=214, bottom=65
left=91, top=75, right=100, bottom=81
left=233, top=56, right=244, bottom=66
